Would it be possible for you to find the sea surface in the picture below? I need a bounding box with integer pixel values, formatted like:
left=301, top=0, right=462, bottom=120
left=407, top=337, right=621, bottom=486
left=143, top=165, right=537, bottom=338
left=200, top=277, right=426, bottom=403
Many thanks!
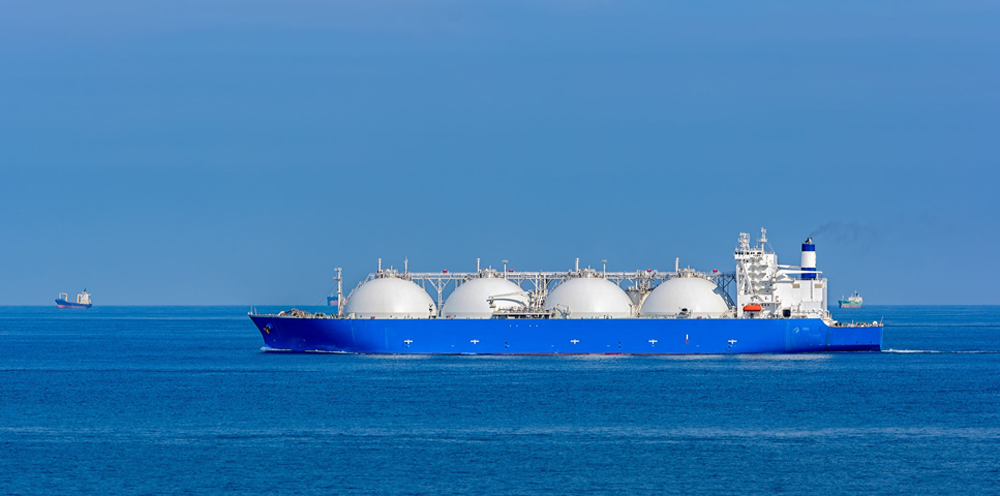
left=1, top=305, right=998, bottom=495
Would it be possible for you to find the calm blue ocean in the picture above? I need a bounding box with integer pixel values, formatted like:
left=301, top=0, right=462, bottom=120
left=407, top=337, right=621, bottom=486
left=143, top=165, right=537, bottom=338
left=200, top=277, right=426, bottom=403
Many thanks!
left=1, top=306, right=998, bottom=495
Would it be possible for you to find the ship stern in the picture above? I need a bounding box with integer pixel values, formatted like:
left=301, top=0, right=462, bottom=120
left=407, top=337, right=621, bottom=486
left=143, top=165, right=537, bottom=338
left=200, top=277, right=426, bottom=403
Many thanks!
left=825, top=324, right=882, bottom=351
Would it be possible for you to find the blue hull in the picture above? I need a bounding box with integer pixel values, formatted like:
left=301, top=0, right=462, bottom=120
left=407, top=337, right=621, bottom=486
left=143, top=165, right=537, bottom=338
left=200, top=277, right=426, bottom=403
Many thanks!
left=249, top=316, right=882, bottom=354
left=55, top=299, right=92, bottom=309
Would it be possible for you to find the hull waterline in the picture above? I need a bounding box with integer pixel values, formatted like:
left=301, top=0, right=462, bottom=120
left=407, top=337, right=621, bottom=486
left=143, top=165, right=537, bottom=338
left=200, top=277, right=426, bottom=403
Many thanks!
left=249, top=315, right=882, bottom=354
left=55, top=299, right=92, bottom=309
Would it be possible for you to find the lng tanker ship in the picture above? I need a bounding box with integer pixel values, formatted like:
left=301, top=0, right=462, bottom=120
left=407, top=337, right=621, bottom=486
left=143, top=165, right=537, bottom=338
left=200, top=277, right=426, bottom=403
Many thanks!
left=249, top=229, right=882, bottom=354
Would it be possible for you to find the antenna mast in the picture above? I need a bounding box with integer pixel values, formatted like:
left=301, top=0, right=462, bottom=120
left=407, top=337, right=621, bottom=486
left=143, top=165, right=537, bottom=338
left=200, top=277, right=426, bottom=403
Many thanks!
left=334, top=267, right=344, bottom=318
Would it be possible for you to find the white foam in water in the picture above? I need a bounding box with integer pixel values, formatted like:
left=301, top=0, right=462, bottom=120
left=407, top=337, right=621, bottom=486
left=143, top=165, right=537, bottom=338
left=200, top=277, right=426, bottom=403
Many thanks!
left=883, top=349, right=999, bottom=354
left=365, top=353, right=436, bottom=359
left=656, top=354, right=727, bottom=361
left=739, top=353, right=832, bottom=361
left=560, top=354, right=629, bottom=360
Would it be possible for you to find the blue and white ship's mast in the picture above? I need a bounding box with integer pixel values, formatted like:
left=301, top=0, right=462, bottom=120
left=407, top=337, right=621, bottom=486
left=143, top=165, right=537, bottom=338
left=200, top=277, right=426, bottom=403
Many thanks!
left=801, top=238, right=817, bottom=280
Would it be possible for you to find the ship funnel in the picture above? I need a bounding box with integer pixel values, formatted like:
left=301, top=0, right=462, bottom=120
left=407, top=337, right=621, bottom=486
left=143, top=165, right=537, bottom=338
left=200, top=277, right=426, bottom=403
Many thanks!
left=801, top=237, right=816, bottom=280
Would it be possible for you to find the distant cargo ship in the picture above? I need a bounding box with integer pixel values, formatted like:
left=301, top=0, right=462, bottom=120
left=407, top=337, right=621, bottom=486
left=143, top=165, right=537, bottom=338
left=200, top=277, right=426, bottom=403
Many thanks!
left=839, top=291, right=863, bottom=309
left=327, top=296, right=339, bottom=307
left=56, top=290, right=92, bottom=309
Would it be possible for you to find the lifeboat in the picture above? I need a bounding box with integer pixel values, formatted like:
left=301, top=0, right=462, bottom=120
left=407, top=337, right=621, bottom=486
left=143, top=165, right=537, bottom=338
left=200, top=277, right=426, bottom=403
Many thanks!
left=743, top=304, right=762, bottom=312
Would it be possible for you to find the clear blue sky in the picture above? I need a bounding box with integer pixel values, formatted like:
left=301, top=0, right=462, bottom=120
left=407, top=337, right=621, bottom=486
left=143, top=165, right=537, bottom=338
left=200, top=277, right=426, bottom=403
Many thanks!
left=1, top=1, right=997, bottom=305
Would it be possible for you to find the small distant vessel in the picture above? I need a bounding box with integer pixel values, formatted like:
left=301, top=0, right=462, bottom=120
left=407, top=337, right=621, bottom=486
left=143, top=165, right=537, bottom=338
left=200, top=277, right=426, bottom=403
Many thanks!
left=839, top=291, right=863, bottom=309
left=327, top=296, right=339, bottom=307
left=56, top=289, right=93, bottom=309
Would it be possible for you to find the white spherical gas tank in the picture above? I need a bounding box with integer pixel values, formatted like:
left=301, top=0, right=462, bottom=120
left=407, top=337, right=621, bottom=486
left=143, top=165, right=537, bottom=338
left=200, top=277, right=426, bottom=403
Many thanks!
left=544, top=277, right=633, bottom=318
left=639, top=277, right=729, bottom=317
left=343, top=277, right=437, bottom=319
left=442, top=277, right=527, bottom=318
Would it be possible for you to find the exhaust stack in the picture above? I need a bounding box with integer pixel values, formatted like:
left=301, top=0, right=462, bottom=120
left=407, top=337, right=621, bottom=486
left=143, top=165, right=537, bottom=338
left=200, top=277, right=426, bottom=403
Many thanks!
left=801, top=237, right=817, bottom=280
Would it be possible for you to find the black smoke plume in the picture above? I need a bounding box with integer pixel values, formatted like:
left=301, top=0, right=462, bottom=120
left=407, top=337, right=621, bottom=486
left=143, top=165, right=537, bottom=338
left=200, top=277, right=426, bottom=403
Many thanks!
left=809, top=221, right=883, bottom=244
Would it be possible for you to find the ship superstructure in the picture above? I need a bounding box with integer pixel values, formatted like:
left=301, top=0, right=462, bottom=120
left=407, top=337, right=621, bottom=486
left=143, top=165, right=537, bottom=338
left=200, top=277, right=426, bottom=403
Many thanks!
left=735, top=231, right=828, bottom=319
left=249, top=229, right=881, bottom=354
